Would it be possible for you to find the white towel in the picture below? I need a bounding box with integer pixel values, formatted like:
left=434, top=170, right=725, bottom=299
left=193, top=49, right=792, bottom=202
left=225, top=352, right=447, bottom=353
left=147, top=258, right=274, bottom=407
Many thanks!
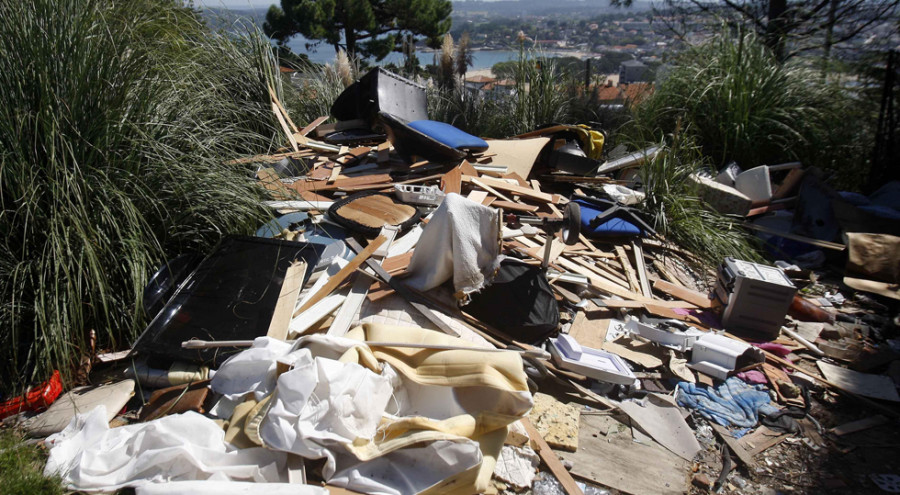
left=405, top=193, right=501, bottom=295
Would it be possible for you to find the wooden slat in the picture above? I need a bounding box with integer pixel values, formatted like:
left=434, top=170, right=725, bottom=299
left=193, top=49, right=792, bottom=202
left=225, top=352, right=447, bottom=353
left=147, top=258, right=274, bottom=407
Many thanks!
left=467, top=175, right=555, bottom=203
left=521, top=418, right=585, bottom=495
left=289, top=173, right=392, bottom=193
left=298, top=116, right=329, bottom=137
left=652, top=279, right=713, bottom=309
left=615, top=245, right=642, bottom=293
left=556, top=257, right=654, bottom=303
left=271, top=101, right=299, bottom=152
left=571, top=256, right=630, bottom=288
left=492, top=200, right=539, bottom=212
left=292, top=235, right=386, bottom=317
left=632, top=240, right=652, bottom=298
left=266, top=261, right=307, bottom=341
left=268, top=86, right=299, bottom=133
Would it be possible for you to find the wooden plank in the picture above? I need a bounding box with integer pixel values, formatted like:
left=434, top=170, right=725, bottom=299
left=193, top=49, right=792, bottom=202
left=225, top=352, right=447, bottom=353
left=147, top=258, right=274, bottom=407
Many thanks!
left=459, top=160, right=478, bottom=176
left=521, top=418, right=584, bottom=495
left=382, top=252, right=413, bottom=274
left=468, top=176, right=515, bottom=203
left=257, top=168, right=293, bottom=200
left=710, top=423, right=755, bottom=468
left=466, top=190, right=488, bottom=204
left=557, top=414, right=687, bottom=495
left=632, top=240, right=652, bottom=298
left=468, top=175, right=556, bottom=203
left=828, top=415, right=888, bottom=436
left=266, top=261, right=307, bottom=341
left=298, top=116, right=328, bottom=137
left=599, top=299, right=698, bottom=310
left=268, top=86, right=299, bottom=133
left=292, top=235, right=386, bottom=317
left=289, top=173, right=392, bottom=193
left=743, top=222, right=845, bottom=251
left=492, top=200, right=539, bottom=212
left=271, top=101, right=299, bottom=152
left=328, top=228, right=397, bottom=336
left=652, top=259, right=685, bottom=287
left=738, top=425, right=790, bottom=457
left=615, top=246, right=642, bottom=293
left=339, top=173, right=443, bottom=192
left=556, top=257, right=654, bottom=303
left=652, top=279, right=713, bottom=309
left=571, top=256, right=630, bottom=288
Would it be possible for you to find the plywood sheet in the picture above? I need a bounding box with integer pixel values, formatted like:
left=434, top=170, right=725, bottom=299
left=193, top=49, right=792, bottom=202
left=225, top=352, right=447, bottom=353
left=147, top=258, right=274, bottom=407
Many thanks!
left=483, top=138, right=551, bottom=178
left=558, top=413, right=689, bottom=495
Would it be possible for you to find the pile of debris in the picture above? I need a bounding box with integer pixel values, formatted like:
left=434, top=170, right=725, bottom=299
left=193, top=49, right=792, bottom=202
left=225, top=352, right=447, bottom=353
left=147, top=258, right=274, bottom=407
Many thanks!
left=3, top=68, right=900, bottom=495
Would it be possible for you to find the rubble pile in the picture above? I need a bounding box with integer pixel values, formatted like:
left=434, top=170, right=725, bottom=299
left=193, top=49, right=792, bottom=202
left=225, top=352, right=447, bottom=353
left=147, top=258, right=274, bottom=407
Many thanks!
left=3, top=68, right=899, bottom=495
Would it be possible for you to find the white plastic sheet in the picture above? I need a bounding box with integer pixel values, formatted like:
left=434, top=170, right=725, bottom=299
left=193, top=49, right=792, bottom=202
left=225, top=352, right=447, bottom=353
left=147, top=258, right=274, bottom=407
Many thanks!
left=135, top=480, right=327, bottom=495
left=44, top=406, right=288, bottom=491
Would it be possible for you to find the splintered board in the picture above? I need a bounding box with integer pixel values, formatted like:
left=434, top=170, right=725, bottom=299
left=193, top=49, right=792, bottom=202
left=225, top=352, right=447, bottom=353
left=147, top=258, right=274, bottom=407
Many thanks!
left=557, top=413, right=688, bottom=495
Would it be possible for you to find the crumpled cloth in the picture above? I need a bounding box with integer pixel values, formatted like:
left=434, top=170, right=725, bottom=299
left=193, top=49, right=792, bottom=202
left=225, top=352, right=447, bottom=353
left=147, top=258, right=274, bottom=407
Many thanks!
left=406, top=193, right=501, bottom=295
left=676, top=377, right=778, bottom=428
left=44, top=407, right=288, bottom=491
left=736, top=370, right=768, bottom=385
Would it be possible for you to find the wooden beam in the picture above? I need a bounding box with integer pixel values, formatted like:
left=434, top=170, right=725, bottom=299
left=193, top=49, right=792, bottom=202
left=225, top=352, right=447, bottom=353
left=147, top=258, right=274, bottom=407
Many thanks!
left=298, top=116, right=329, bottom=137
left=466, top=175, right=555, bottom=203
left=652, top=279, right=714, bottom=309
left=292, top=235, right=386, bottom=317
left=521, top=418, right=585, bottom=495
left=632, top=240, right=652, bottom=298
left=266, top=261, right=307, bottom=341
left=615, top=246, right=642, bottom=293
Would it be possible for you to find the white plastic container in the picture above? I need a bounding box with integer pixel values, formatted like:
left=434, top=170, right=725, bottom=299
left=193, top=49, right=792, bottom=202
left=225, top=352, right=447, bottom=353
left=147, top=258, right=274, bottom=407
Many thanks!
left=625, top=317, right=705, bottom=352
left=688, top=333, right=764, bottom=380
left=549, top=334, right=638, bottom=386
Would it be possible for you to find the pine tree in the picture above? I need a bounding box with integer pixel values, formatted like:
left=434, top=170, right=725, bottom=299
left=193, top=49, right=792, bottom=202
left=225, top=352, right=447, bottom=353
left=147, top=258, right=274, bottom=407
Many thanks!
left=264, top=0, right=452, bottom=61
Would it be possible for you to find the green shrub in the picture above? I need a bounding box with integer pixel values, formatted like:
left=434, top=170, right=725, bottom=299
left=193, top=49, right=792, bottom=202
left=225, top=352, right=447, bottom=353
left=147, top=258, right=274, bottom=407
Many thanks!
left=630, top=30, right=864, bottom=184
left=0, top=0, right=281, bottom=392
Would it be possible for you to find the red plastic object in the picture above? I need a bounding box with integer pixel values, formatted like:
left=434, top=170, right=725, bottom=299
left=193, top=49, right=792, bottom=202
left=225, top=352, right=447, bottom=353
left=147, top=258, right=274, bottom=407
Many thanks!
left=0, top=370, right=63, bottom=421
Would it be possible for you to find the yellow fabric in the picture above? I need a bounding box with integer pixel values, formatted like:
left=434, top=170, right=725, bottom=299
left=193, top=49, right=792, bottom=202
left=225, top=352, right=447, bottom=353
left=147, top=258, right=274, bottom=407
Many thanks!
left=575, top=124, right=605, bottom=160
left=337, top=323, right=533, bottom=494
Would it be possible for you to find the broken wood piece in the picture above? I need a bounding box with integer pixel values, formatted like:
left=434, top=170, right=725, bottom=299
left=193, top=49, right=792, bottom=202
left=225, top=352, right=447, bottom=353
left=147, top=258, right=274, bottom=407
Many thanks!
left=289, top=173, right=392, bottom=193
left=466, top=190, right=488, bottom=204
left=271, top=101, right=299, bottom=152
left=298, top=116, right=329, bottom=137
left=615, top=246, right=642, bottom=293
left=652, top=279, right=713, bottom=309
left=521, top=417, right=585, bottom=495
left=828, top=415, right=888, bottom=436
left=652, top=259, right=685, bottom=287
left=737, top=425, right=790, bottom=457
left=472, top=175, right=555, bottom=203
left=493, top=200, right=539, bottom=213
left=293, top=235, right=386, bottom=316
left=268, top=86, right=299, bottom=133
left=441, top=167, right=462, bottom=194
left=571, top=257, right=630, bottom=289
left=467, top=176, right=515, bottom=203
left=556, top=257, right=657, bottom=303
left=328, top=228, right=397, bottom=336
left=710, top=423, right=755, bottom=468
left=266, top=261, right=307, bottom=341
left=632, top=240, right=652, bottom=298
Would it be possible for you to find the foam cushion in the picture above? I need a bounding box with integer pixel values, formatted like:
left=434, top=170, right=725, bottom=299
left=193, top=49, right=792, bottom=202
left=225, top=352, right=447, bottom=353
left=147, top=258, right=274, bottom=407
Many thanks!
left=407, top=120, right=489, bottom=152
left=574, top=198, right=642, bottom=237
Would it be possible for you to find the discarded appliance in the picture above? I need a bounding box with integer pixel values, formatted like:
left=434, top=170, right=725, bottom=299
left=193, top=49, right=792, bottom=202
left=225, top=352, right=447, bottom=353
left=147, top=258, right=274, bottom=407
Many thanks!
left=394, top=183, right=445, bottom=206
left=327, top=191, right=420, bottom=236
left=688, top=173, right=752, bottom=216
left=714, top=257, right=797, bottom=340
left=132, top=236, right=325, bottom=366
left=625, top=317, right=705, bottom=352
left=549, top=333, right=638, bottom=386
left=331, top=67, right=428, bottom=127
left=688, top=333, right=765, bottom=380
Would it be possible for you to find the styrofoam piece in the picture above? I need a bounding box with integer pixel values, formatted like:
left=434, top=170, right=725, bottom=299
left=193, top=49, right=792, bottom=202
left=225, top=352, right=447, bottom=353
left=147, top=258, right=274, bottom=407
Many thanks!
left=734, top=165, right=773, bottom=202
left=549, top=334, right=637, bottom=386
left=625, top=317, right=704, bottom=352
left=394, top=184, right=445, bottom=206
left=715, top=162, right=742, bottom=187
left=688, top=333, right=764, bottom=380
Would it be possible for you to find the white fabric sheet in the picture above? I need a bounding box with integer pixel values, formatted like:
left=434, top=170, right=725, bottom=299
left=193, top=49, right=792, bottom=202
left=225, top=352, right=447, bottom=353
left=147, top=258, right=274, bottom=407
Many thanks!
left=44, top=406, right=287, bottom=491
left=135, top=480, right=327, bottom=495
left=405, top=193, right=500, bottom=294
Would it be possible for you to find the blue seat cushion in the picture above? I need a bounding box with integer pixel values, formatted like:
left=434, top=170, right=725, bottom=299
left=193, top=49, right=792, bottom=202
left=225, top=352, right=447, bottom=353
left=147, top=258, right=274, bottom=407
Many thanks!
left=407, top=120, right=489, bottom=152
left=574, top=198, right=642, bottom=237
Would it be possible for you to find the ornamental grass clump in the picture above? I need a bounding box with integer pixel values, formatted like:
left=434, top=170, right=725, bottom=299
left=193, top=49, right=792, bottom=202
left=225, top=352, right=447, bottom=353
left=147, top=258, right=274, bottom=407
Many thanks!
left=0, top=0, right=283, bottom=392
